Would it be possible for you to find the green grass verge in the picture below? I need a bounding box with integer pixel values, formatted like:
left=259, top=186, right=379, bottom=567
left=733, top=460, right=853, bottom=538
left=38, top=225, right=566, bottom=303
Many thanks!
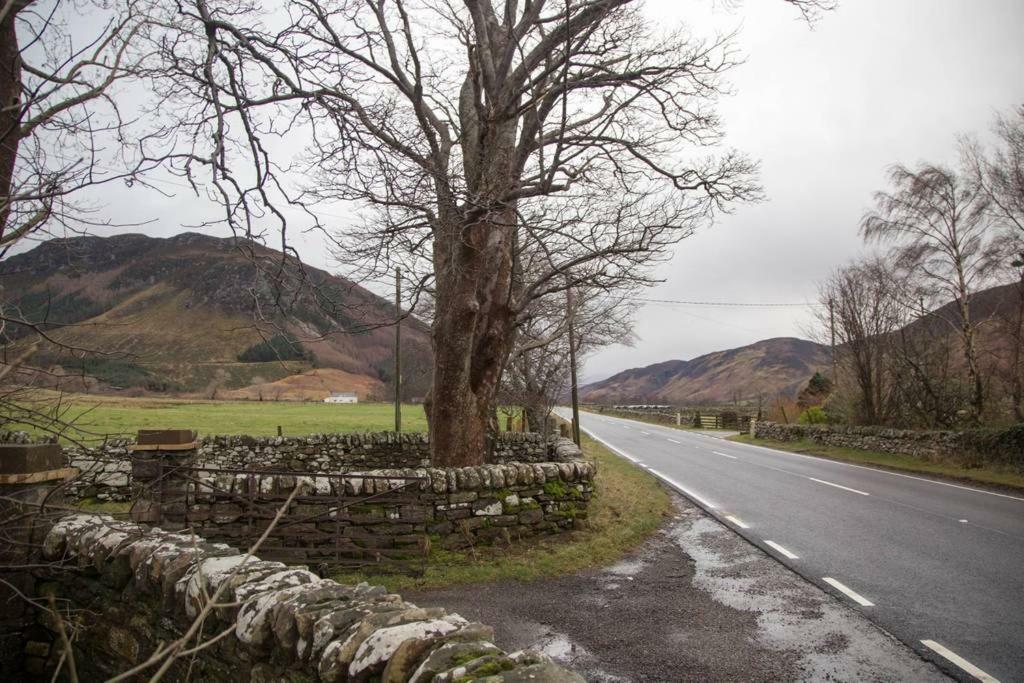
left=331, top=433, right=672, bottom=592
left=730, top=434, right=1024, bottom=491
left=9, top=396, right=429, bottom=442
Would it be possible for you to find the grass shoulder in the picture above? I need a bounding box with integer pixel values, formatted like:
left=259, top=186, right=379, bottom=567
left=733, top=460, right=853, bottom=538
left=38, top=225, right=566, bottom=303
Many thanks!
left=332, top=433, right=672, bottom=592
left=729, top=434, right=1024, bottom=492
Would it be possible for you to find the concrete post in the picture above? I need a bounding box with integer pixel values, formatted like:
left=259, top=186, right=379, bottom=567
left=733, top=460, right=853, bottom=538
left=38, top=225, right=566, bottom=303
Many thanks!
left=130, top=429, right=197, bottom=529
left=0, top=442, right=77, bottom=678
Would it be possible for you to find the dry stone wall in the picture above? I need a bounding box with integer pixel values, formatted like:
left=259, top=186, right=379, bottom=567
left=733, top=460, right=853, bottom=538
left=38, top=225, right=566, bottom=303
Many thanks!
left=26, top=513, right=585, bottom=682
left=7, top=431, right=554, bottom=503
left=133, top=439, right=596, bottom=556
left=751, top=421, right=1024, bottom=472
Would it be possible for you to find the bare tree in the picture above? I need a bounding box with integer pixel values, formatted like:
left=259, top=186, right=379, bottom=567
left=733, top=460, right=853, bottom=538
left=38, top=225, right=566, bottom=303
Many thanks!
left=0, top=0, right=158, bottom=253
left=504, top=288, right=633, bottom=434
left=862, top=164, right=997, bottom=425
left=962, top=106, right=1024, bottom=420
left=150, top=0, right=831, bottom=465
left=816, top=259, right=906, bottom=425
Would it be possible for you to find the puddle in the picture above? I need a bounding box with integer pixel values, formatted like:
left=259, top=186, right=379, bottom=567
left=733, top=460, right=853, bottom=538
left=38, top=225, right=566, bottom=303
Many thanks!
left=605, top=558, right=646, bottom=577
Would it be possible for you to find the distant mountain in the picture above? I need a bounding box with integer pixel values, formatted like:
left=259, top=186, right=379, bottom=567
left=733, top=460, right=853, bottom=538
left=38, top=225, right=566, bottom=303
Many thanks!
left=581, top=280, right=1024, bottom=406
left=580, top=337, right=831, bottom=405
left=1, top=233, right=432, bottom=399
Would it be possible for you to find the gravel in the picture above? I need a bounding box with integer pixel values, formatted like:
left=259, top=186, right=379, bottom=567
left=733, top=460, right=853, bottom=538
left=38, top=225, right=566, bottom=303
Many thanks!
left=406, top=492, right=948, bottom=682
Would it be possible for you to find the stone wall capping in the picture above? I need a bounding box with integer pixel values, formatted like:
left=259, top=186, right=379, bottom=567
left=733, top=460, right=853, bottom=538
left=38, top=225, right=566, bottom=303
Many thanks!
left=37, top=513, right=584, bottom=682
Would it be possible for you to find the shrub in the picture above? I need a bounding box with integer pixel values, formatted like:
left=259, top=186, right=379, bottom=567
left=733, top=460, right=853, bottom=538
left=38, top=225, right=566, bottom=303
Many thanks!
left=237, top=333, right=310, bottom=363
left=797, top=406, right=830, bottom=425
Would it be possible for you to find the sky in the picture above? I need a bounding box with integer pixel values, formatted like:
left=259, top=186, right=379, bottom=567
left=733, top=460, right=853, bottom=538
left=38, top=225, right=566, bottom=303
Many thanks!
left=18, top=0, right=1024, bottom=384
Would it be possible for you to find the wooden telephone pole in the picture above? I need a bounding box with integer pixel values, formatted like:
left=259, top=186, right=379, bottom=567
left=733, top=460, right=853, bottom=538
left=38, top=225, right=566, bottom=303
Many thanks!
left=828, top=296, right=837, bottom=380
left=394, top=267, right=401, bottom=433
left=567, top=288, right=581, bottom=446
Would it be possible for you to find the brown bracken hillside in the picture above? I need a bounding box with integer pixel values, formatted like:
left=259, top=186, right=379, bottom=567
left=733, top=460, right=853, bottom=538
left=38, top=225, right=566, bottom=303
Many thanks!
left=1, top=233, right=431, bottom=399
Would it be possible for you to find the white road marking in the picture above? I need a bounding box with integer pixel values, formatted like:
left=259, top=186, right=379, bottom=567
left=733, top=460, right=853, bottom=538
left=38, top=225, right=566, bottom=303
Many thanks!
left=764, top=540, right=799, bottom=559
left=822, top=577, right=874, bottom=606
left=641, top=431, right=651, bottom=435
left=712, top=450, right=738, bottom=460
left=807, top=477, right=870, bottom=496
left=728, top=437, right=1024, bottom=503
left=667, top=438, right=681, bottom=444
left=574, top=425, right=718, bottom=510
left=921, top=640, right=1000, bottom=683
left=622, top=425, right=631, bottom=430
left=959, top=519, right=968, bottom=523
left=724, top=515, right=749, bottom=529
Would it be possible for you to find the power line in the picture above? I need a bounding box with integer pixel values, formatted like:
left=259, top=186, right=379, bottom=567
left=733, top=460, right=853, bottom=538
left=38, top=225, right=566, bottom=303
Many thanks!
left=629, top=297, right=823, bottom=308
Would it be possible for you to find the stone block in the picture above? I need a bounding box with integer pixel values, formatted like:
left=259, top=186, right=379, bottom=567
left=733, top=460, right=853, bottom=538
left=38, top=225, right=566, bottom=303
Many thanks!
left=0, top=443, right=62, bottom=474
left=136, top=429, right=197, bottom=446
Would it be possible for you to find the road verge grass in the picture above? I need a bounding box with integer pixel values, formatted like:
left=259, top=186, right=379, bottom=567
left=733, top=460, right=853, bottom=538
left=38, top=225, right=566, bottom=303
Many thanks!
left=730, top=434, right=1024, bottom=491
left=332, top=433, right=672, bottom=592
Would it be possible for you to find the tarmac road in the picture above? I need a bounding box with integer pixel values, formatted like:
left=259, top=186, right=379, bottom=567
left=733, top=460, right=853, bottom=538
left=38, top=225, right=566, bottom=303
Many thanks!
left=557, top=409, right=1024, bottom=682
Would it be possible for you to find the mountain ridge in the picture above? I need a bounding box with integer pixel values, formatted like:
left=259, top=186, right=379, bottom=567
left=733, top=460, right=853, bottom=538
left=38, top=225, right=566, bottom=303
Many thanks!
left=1, top=232, right=432, bottom=399
left=580, top=336, right=830, bottom=405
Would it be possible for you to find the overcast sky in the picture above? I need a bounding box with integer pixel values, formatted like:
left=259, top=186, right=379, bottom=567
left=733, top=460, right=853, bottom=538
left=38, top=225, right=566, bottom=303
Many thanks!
left=24, top=0, right=1024, bottom=383
left=579, top=0, right=1024, bottom=382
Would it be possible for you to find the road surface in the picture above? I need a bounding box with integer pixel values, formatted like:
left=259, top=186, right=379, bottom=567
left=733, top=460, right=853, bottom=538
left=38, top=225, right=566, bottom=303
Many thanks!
left=558, top=409, right=1024, bottom=682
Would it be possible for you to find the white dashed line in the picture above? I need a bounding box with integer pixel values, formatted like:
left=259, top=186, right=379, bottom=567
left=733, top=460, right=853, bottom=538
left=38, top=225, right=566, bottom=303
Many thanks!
left=807, top=477, right=870, bottom=496
left=728, top=437, right=1024, bottom=502
left=823, top=577, right=874, bottom=606
left=764, top=540, right=799, bottom=559
left=921, top=640, right=1000, bottom=682
left=667, top=438, right=681, bottom=444
left=641, top=431, right=651, bottom=435
left=712, top=451, right=738, bottom=460
left=575, top=426, right=718, bottom=510
left=724, top=515, right=750, bottom=529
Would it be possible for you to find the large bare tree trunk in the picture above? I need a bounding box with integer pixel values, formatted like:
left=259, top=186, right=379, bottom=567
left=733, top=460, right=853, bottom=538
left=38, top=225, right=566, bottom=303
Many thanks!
left=0, top=5, right=26, bottom=234
left=428, top=229, right=517, bottom=465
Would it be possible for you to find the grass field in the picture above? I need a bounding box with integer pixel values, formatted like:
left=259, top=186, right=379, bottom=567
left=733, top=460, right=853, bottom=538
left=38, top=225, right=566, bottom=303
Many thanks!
left=11, top=394, right=428, bottom=441
left=332, top=432, right=673, bottom=591
left=730, top=434, right=1024, bottom=491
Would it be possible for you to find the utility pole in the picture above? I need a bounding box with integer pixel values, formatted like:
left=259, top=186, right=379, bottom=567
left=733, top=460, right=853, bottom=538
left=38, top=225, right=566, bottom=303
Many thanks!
left=828, top=296, right=837, bottom=380
left=394, top=266, right=401, bottom=433
left=567, top=287, right=581, bottom=446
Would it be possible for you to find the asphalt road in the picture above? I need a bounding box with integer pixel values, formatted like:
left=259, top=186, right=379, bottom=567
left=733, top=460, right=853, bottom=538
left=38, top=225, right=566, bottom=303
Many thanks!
left=558, top=409, right=1024, bottom=683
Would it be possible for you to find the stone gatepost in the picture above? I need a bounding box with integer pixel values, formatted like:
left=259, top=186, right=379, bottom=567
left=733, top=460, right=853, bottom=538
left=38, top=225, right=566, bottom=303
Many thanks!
left=0, top=442, right=77, bottom=678
left=130, top=429, right=197, bottom=530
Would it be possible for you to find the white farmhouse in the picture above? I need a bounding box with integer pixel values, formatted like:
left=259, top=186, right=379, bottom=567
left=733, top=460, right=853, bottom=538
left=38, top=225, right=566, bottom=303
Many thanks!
left=324, top=391, right=358, bottom=404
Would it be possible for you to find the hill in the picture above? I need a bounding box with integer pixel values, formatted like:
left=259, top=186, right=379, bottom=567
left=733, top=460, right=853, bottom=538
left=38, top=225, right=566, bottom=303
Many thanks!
left=580, top=337, right=831, bottom=405
left=0, top=233, right=432, bottom=399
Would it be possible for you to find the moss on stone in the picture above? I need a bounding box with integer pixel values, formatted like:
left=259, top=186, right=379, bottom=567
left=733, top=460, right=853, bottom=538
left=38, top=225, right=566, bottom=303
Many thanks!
left=542, top=480, right=568, bottom=497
